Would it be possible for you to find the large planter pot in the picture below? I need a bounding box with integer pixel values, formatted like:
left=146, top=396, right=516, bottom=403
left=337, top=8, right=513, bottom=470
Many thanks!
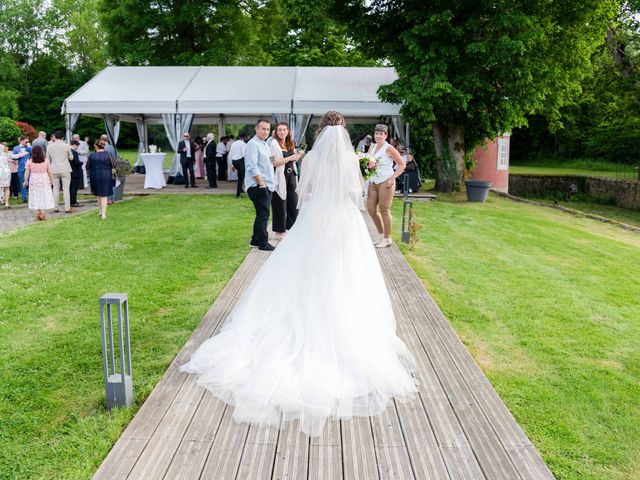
left=465, top=180, right=491, bottom=202
left=113, top=176, right=127, bottom=201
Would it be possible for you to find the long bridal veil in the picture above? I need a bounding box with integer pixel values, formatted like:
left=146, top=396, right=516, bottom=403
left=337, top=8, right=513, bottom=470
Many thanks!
left=180, top=124, right=417, bottom=437
left=296, top=125, right=364, bottom=212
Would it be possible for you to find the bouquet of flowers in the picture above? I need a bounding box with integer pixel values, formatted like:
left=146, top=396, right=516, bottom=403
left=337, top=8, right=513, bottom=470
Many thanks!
left=357, top=151, right=377, bottom=180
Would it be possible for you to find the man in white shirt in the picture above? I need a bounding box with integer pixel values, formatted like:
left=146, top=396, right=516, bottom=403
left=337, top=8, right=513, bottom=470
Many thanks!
left=203, top=132, right=217, bottom=188
left=229, top=133, right=248, bottom=198
left=177, top=132, right=197, bottom=188
left=73, top=134, right=90, bottom=187
left=215, top=137, right=228, bottom=181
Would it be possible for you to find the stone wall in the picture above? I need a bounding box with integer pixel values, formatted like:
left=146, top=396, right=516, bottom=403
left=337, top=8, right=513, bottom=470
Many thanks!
left=509, top=174, right=640, bottom=210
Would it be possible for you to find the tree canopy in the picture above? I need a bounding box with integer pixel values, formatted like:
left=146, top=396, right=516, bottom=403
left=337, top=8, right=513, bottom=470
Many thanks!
left=339, top=0, right=620, bottom=190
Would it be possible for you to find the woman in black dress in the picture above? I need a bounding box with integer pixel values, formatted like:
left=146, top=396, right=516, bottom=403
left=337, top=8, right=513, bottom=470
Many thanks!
left=86, top=139, right=114, bottom=220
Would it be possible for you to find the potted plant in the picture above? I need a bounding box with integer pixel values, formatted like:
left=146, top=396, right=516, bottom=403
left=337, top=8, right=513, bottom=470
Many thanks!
left=113, top=157, right=132, bottom=201
left=465, top=179, right=491, bottom=202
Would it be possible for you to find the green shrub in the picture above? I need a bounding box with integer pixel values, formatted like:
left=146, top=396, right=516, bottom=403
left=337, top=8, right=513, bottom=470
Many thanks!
left=0, top=116, right=20, bottom=144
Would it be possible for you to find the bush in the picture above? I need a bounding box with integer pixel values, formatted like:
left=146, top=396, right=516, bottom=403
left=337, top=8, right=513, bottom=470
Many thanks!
left=15, top=121, right=37, bottom=141
left=114, top=158, right=132, bottom=177
left=0, top=116, right=20, bottom=144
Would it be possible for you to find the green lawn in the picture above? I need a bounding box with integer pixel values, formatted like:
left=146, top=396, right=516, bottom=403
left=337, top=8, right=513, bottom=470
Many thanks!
left=2, top=193, right=639, bottom=479
left=533, top=198, right=640, bottom=228
left=394, top=194, right=640, bottom=480
left=510, top=159, right=638, bottom=180
left=0, top=195, right=255, bottom=479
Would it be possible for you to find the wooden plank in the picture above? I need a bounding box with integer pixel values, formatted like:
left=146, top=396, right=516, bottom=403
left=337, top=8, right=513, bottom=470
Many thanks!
left=380, top=246, right=526, bottom=479
left=93, top=248, right=263, bottom=480
left=161, top=392, right=227, bottom=479
left=126, top=376, right=205, bottom=479
left=341, top=417, right=379, bottom=480
left=371, top=407, right=415, bottom=479
left=92, top=438, right=148, bottom=480
left=235, top=424, right=280, bottom=480
left=272, top=420, right=309, bottom=480
left=199, top=409, right=250, bottom=480
left=378, top=248, right=483, bottom=479
left=308, top=420, right=342, bottom=480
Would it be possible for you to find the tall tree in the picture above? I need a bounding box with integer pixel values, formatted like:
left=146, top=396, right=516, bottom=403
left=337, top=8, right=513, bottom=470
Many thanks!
left=341, top=0, right=619, bottom=191
left=271, top=0, right=375, bottom=66
left=98, top=0, right=282, bottom=66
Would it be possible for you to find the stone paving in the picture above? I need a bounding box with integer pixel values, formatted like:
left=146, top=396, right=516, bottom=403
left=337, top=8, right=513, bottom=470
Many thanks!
left=0, top=200, right=99, bottom=234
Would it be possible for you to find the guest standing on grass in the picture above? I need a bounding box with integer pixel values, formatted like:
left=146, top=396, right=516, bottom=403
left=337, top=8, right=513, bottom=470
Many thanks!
left=194, top=136, right=205, bottom=179
left=5, top=142, right=19, bottom=199
left=46, top=131, right=74, bottom=214
left=229, top=132, right=248, bottom=197
left=269, top=122, right=304, bottom=240
left=73, top=134, right=90, bottom=187
left=177, top=132, right=197, bottom=188
left=87, top=139, right=113, bottom=220
left=32, top=131, right=48, bottom=155
left=11, top=135, right=31, bottom=203
left=366, top=124, right=405, bottom=248
left=0, top=144, right=10, bottom=208
left=69, top=140, right=83, bottom=208
left=204, top=132, right=217, bottom=188
left=245, top=119, right=276, bottom=251
left=216, top=136, right=228, bottom=181
left=24, top=146, right=55, bottom=221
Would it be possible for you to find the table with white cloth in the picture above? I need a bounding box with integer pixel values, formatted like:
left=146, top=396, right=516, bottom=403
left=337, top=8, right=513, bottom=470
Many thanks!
left=140, top=153, right=167, bottom=189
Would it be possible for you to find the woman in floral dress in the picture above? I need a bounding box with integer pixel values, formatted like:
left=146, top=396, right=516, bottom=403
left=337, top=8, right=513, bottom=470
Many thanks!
left=0, top=143, right=11, bottom=208
left=24, top=145, right=55, bottom=220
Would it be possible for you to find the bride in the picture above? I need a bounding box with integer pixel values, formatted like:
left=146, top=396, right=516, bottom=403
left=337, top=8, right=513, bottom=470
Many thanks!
left=180, top=111, right=417, bottom=436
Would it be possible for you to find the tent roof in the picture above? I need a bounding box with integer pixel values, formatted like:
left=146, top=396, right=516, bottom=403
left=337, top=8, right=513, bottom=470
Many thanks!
left=63, top=66, right=401, bottom=121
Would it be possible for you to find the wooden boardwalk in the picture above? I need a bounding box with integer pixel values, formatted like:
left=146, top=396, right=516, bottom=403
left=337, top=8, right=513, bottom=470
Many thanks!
left=93, top=221, right=554, bottom=480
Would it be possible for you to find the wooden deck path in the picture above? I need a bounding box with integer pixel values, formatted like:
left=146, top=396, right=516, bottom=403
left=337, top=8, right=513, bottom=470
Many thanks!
left=93, top=220, right=554, bottom=480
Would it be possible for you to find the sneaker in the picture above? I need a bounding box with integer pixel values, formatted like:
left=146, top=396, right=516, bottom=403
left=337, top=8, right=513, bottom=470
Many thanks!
left=375, top=237, right=392, bottom=248
left=258, top=243, right=276, bottom=251
left=250, top=240, right=260, bottom=248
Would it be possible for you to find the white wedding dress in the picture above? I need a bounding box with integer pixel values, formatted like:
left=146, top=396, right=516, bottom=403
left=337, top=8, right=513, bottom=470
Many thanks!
left=180, top=126, right=417, bottom=436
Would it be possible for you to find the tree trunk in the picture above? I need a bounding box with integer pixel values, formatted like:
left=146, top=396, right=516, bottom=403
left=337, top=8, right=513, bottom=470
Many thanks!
left=432, top=122, right=465, bottom=192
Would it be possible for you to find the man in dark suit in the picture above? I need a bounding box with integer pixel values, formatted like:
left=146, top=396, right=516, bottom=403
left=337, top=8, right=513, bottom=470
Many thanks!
left=177, top=132, right=197, bottom=188
left=203, top=132, right=217, bottom=188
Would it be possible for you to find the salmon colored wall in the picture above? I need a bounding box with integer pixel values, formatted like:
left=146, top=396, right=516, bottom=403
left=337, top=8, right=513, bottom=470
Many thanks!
left=470, top=135, right=510, bottom=192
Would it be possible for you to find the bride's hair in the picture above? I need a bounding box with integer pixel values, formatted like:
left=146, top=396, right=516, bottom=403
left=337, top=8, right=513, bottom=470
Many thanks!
left=316, top=111, right=346, bottom=136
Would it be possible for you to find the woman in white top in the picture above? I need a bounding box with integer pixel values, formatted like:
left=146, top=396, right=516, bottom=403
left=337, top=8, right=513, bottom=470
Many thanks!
left=270, top=122, right=305, bottom=240
left=367, top=124, right=405, bottom=248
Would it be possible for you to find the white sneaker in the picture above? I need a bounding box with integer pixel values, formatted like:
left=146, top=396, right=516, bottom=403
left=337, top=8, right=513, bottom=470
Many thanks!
left=375, top=237, right=392, bottom=248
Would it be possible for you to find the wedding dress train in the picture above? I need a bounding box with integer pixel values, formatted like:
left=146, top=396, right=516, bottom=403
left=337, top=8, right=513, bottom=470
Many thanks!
left=180, top=125, right=417, bottom=436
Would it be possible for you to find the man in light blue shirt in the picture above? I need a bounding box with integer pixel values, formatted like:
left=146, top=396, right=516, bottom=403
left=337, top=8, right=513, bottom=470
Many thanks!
left=12, top=135, right=32, bottom=202
left=244, top=118, right=276, bottom=251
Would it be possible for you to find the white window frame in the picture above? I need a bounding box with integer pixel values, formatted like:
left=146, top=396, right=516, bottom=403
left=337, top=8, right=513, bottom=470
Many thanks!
left=497, top=137, right=509, bottom=171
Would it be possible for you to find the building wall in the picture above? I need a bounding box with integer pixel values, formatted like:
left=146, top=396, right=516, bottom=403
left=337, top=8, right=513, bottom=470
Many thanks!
left=471, top=135, right=510, bottom=192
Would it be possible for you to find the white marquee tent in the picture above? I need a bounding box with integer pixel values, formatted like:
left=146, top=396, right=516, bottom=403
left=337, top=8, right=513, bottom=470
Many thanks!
left=62, top=66, right=410, bottom=173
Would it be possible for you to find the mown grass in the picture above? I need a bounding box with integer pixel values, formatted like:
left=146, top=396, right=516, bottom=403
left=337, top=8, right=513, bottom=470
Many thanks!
left=393, top=194, right=640, bottom=480
left=510, top=158, right=638, bottom=180
left=0, top=195, right=255, bottom=479
left=533, top=197, right=640, bottom=228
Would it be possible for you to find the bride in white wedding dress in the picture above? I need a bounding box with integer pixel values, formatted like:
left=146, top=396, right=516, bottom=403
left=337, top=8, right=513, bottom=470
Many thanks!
left=180, top=111, right=417, bottom=436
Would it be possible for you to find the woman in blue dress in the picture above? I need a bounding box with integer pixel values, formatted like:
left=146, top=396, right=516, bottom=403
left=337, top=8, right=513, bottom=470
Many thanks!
left=87, top=139, right=114, bottom=220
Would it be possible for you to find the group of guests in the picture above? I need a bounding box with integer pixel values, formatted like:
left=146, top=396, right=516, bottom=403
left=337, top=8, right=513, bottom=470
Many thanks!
left=0, top=131, right=119, bottom=221
left=241, top=116, right=405, bottom=251
left=177, top=133, right=244, bottom=189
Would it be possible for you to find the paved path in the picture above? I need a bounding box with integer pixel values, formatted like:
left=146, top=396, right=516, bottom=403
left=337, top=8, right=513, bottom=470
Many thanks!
left=0, top=201, right=99, bottom=234
left=93, top=218, right=554, bottom=480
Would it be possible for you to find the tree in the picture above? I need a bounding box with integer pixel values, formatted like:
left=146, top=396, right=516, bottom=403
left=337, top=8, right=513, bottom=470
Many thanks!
left=341, top=0, right=619, bottom=191
left=0, top=56, right=21, bottom=118
left=271, top=0, right=375, bottom=66
left=98, top=0, right=283, bottom=66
